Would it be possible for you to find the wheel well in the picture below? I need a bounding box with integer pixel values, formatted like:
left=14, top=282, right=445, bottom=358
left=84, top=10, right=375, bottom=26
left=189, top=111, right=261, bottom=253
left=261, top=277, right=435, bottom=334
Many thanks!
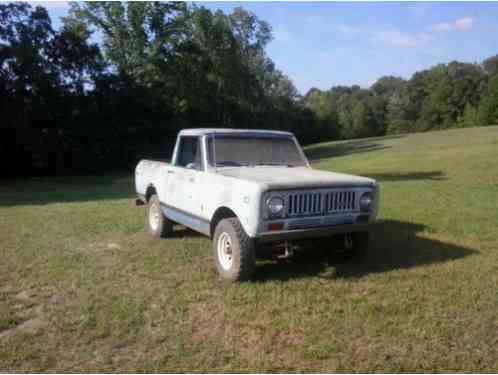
left=145, top=185, right=157, bottom=202
left=210, top=207, right=237, bottom=238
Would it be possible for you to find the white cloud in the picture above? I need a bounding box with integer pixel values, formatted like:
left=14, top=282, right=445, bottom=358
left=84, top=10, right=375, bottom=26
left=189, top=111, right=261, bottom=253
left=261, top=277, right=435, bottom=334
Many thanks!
left=370, top=29, right=435, bottom=49
left=336, top=24, right=364, bottom=37
left=336, top=23, right=435, bottom=49
left=430, top=17, right=475, bottom=32
left=454, top=17, right=474, bottom=31
left=334, top=16, right=475, bottom=50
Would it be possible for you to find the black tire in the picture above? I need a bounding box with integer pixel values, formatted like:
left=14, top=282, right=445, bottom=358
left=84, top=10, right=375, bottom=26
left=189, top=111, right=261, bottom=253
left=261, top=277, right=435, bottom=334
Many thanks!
left=146, top=194, right=173, bottom=238
left=342, top=232, right=369, bottom=260
left=213, top=217, right=255, bottom=282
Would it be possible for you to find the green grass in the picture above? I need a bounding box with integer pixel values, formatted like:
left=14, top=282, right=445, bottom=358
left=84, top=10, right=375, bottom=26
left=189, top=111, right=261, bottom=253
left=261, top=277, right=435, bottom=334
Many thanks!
left=1, top=126, right=498, bottom=372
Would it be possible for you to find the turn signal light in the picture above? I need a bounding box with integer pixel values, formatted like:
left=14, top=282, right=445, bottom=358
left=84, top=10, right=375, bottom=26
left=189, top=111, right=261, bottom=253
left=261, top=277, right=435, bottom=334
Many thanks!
left=268, top=222, right=284, bottom=231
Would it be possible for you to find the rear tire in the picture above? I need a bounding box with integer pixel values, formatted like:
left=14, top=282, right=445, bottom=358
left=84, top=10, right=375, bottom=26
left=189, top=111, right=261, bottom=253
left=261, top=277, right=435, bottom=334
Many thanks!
left=146, top=194, right=173, bottom=238
left=213, top=218, right=255, bottom=282
left=342, top=232, right=369, bottom=259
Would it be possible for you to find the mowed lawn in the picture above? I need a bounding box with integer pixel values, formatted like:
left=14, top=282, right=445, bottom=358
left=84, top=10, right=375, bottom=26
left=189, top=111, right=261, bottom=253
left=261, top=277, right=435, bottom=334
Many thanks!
left=1, top=126, right=498, bottom=372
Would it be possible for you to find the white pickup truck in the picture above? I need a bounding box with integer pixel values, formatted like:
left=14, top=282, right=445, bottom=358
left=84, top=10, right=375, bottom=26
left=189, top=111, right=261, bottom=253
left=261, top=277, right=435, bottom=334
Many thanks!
left=135, top=129, right=379, bottom=281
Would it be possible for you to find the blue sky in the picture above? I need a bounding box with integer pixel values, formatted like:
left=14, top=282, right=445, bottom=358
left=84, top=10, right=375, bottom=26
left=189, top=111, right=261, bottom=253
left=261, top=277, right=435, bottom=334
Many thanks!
left=31, top=1, right=498, bottom=94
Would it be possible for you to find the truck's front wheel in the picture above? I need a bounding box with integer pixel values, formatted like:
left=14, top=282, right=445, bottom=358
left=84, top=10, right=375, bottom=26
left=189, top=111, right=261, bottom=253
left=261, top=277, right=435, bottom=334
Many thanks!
left=213, top=218, right=255, bottom=282
left=146, top=194, right=173, bottom=238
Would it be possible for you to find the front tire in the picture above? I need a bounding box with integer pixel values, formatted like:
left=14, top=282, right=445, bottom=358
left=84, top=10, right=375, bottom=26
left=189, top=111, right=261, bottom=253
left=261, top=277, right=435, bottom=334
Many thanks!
left=146, top=194, right=173, bottom=238
left=213, top=218, right=255, bottom=282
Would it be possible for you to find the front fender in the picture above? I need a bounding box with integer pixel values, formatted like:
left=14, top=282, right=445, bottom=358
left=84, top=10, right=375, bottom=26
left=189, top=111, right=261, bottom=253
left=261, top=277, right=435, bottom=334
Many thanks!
left=204, top=175, right=265, bottom=238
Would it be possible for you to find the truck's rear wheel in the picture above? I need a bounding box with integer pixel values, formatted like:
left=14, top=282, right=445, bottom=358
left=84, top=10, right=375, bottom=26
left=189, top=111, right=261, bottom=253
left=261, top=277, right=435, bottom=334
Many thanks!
left=342, top=232, right=369, bottom=259
left=213, top=218, right=255, bottom=282
left=146, top=194, right=173, bottom=238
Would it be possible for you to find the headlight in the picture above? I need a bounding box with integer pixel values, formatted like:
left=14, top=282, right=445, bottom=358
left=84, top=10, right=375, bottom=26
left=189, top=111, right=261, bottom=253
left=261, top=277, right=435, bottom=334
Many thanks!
left=359, top=192, right=374, bottom=212
left=267, top=196, right=284, bottom=217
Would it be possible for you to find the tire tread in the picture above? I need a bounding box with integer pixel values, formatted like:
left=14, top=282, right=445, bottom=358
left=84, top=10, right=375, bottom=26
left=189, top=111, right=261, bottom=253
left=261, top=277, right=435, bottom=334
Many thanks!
left=147, top=194, right=173, bottom=238
left=213, top=217, right=255, bottom=282
left=227, top=217, right=255, bottom=281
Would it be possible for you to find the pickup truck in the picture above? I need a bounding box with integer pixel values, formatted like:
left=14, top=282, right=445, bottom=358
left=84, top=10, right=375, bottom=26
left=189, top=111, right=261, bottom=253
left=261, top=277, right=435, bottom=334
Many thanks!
left=135, top=128, right=379, bottom=282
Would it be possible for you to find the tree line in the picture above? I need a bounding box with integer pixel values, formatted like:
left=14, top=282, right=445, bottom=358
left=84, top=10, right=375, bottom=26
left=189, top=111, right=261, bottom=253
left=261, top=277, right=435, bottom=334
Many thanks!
left=304, top=57, right=498, bottom=140
left=1, top=2, right=497, bottom=178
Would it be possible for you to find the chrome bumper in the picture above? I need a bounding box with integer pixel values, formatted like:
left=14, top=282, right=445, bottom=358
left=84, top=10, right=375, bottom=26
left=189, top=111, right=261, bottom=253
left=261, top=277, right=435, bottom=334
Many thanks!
left=256, top=223, right=371, bottom=244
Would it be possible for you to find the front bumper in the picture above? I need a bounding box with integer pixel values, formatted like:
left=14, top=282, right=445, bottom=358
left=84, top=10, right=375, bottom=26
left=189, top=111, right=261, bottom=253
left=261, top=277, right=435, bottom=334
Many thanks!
left=257, top=223, right=371, bottom=244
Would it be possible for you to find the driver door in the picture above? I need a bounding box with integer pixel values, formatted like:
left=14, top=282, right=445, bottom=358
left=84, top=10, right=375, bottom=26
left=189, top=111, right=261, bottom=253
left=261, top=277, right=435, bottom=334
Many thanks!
left=168, top=136, right=203, bottom=218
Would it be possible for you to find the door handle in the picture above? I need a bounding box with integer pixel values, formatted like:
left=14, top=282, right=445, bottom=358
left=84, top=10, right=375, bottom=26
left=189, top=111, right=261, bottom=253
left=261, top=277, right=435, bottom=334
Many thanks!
left=189, top=177, right=195, bottom=183
left=167, top=170, right=174, bottom=174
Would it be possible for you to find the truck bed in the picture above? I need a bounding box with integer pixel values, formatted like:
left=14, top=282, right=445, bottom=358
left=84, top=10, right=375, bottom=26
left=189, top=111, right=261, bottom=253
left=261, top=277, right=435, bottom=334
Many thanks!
left=135, top=159, right=170, bottom=199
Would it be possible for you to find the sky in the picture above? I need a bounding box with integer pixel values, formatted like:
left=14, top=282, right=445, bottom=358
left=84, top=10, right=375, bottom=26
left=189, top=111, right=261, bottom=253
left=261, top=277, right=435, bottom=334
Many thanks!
left=29, top=1, right=498, bottom=95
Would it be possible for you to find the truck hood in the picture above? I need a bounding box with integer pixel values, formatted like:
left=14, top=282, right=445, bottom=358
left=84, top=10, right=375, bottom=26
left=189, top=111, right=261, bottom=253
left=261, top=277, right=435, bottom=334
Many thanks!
left=217, top=166, right=376, bottom=190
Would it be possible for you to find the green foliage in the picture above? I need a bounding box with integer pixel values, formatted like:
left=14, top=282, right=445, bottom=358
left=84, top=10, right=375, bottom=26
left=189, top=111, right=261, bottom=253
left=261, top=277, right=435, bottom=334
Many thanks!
left=303, top=60, right=491, bottom=138
left=351, top=101, right=374, bottom=138
left=457, top=103, right=479, bottom=128
left=0, top=2, right=312, bottom=178
left=482, top=54, right=498, bottom=76
left=478, top=75, right=498, bottom=126
left=1, top=1, right=498, bottom=177
left=304, top=85, right=395, bottom=139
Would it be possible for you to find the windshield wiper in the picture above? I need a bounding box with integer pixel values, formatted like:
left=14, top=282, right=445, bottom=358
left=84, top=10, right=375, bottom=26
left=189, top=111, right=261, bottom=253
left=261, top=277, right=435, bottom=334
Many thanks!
left=215, top=161, right=249, bottom=167
left=252, top=162, right=295, bottom=167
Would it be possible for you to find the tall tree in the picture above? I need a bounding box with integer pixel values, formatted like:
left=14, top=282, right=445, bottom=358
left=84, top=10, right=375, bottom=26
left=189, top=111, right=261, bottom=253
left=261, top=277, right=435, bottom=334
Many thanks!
left=483, top=54, right=498, bottom=76
left=478, top=75, right=498, bottom=126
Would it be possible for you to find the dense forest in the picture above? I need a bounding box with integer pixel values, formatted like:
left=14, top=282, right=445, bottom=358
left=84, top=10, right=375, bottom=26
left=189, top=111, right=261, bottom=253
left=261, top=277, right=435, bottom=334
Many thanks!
left=1, top=2, right=498, bottom=178
left=304, top=60, right=498, bottom=139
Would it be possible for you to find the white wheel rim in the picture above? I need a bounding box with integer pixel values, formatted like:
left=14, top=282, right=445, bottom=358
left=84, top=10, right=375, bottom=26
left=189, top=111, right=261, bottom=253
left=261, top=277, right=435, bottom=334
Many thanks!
left=149, top=202, right=160, bottom=231
left=217, top=232, right=233, bottom=270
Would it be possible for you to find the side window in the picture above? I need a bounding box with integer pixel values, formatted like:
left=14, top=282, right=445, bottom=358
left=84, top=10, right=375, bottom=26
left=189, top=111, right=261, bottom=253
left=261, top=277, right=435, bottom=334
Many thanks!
left=176, top=136, right=203, bottom=170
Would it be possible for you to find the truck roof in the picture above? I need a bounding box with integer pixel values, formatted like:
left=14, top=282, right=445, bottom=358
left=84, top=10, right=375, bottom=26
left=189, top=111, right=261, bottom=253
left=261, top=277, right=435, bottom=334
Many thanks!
left=178, top=128, right=294, bottom=137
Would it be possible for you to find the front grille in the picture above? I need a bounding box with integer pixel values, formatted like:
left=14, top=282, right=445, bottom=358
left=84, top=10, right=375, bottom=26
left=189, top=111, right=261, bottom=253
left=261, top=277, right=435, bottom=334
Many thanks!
left=288, top=192, right=322, bottom=216
left=287, top=190, right=357, bottom=217
left=324, top=191, right=356, bottom=213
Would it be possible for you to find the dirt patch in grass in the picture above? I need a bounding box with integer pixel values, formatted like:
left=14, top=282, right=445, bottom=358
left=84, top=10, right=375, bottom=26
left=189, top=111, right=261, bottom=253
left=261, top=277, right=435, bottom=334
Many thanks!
left=188, top=301, right=225, bottom=344
left=0, top=289, right=47, bottom=339
left=186, top=297, right=309, bottom=370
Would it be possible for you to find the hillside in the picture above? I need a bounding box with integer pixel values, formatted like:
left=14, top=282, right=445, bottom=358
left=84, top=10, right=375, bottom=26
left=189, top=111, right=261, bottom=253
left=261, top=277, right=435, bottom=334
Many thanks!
left=1, top=126, right=498, bottom=372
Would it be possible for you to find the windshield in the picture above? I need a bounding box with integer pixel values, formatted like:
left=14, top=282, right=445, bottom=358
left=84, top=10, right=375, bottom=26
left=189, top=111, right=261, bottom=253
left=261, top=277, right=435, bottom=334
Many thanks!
left=207, top=134, right=308, bottom=168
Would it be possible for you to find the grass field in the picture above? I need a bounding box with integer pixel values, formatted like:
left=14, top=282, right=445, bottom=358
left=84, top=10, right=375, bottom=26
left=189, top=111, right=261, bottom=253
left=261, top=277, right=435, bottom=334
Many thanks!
left=1, top=126, right=498, bottom=372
